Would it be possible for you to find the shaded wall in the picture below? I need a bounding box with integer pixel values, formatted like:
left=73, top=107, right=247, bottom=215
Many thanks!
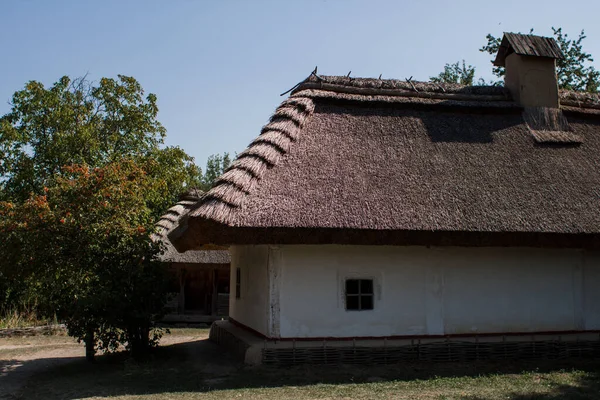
left=229, top=246, right=270, bottom=335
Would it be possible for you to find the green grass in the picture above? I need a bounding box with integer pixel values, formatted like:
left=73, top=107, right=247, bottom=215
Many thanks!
left=3, top=329, right=600, bottom=400
left=18, top=360, right=600, bottom=400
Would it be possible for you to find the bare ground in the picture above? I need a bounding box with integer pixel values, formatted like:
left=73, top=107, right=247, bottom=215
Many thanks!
left=0, top=330, right=212, bottom=399
left=2, top=329, right=600, bottom=399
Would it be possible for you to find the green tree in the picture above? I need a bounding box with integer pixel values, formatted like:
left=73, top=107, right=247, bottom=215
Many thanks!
left=0, top=75, right=200, bottom=203
left=480, top=28, right=600, bottom=92
left=430, top=28, right=599, bottom=92
left=0, top=161, right=169, bottom=360
left=430, top=60, right=477, bottom=86
left=141, top=146, right=202, bottom=220
left=200, top=152, right=231, bottom=191
left=0, top=75, right=203, bottom=358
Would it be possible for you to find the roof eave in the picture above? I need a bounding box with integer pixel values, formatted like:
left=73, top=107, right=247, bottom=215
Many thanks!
left=178, top=218, right=600, bottom=250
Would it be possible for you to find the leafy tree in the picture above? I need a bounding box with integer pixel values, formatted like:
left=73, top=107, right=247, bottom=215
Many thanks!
left=0, top=160, right=168, bottom=360
left=480, top=28, right=600, bottom=92
left=200, top=152, right=231, bottom=191
left=431, top=28, right=599, bottom=92
left=0, top=75, right=203, bottom=358
left=430, top=60, right=477, bottom=86
left=141, top=147, right=202, bottom=220
left=0, top=75, right=200, bottom=203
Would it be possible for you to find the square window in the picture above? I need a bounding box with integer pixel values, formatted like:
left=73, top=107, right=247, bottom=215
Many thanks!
left=346, top=279, right=359, bottom=294
left=346, top=295, right=359, bottom=310
left=360, top=279, right=373, bottom=293
left=345, top=279, right=374, bottom=311
left=361, top=295, right=374, bottom=310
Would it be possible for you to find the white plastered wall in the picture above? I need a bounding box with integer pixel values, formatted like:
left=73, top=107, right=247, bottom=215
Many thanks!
left=271, top=245, right=600, bottom=339
left=229, top=245, right=271, bottom=336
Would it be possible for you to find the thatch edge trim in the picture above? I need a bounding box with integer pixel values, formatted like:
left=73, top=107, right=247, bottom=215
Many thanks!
left=298, top=89, right=522, bottom=112
left=295, top=81, right=511, bottom=102
left=561, top=100, right=600, bottom=111
left=189, top=95, right=316, bottom=224
left=154, top=189, right=230, bottom=263
left=299, top=74, right=509, bottom=95
left=291, top=74, right=600, bottom=111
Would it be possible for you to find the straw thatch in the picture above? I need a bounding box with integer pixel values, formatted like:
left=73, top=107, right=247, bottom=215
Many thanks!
left=173, top=75, right=600, bottom=250
left=523, top=107, right=583, bottom=144
left=561, top=90, right=600, bottom=110
left=154, top=189, right=229, bottom=264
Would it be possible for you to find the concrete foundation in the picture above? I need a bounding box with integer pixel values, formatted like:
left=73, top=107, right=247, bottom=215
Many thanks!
left=209, top=320, right=263, bottom=365
left=210, top=320, right=600, bottom=366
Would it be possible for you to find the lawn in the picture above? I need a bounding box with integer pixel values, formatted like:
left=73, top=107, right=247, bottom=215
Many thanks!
left=2, top=328, right=600, bottom=399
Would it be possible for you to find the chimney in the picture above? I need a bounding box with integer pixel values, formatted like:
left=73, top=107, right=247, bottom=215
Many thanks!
left=493, top=33, right=564, bottom=108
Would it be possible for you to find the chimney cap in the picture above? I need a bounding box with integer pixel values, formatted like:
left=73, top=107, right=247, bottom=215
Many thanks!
left=493, top=32, right=564, bottom=67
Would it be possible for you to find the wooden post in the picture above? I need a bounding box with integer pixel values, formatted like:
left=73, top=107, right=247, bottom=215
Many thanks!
left=85, top=327, right=95, bottom=362
left=212, top=268, right=218, bottom=316
left=179, top=268, right=186, bottom=313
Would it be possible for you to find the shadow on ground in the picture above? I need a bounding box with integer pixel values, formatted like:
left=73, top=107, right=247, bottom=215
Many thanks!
left=4, top=338, right=600, bottom=399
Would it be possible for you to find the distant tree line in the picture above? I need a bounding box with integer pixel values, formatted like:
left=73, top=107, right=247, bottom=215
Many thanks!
left=199, top=152, right=231, bottom=192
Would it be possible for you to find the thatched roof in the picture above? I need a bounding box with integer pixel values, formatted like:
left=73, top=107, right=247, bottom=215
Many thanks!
left=154, top=189, right=229, bottom=264
left=173, top=74, right=600, bottom=250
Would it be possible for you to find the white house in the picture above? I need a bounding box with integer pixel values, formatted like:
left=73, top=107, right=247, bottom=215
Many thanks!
left=172, top=33, right=600, bottom=364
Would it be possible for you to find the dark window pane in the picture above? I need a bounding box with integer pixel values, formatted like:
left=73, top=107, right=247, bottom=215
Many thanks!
left=346, top=295, right=359, bottom=310
left=360, top=280, right=373, bottom=294
left=361, top=295, right=374, bottom=310
left=346, top=279, right=359, bottom=294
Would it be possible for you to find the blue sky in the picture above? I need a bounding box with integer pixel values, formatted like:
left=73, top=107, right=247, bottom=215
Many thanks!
left=2, top=0, right=599, bottom=168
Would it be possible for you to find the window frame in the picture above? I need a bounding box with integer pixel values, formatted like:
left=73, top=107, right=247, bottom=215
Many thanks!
left=344, top=278, right=375, bottom=311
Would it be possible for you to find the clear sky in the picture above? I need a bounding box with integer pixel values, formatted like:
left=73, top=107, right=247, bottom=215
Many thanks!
left=2, top=0, right=600, bottom=168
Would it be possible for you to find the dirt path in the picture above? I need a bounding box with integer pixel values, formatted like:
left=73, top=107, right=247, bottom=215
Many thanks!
left=1, top=343, right=81, bottom=399
left=0, top=332, right=205, bottom=399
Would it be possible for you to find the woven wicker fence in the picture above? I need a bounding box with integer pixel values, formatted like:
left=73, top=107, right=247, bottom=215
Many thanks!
left=262, top=338, right=600, bottom=366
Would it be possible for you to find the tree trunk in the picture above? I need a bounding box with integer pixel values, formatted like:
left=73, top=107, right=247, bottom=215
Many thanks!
left=84, top=328, right=96, bottom=362
left=128, top=324, right=151, bottom=360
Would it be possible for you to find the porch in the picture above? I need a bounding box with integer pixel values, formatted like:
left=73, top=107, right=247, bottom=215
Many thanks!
left=164, top=263, right=230, bottom=323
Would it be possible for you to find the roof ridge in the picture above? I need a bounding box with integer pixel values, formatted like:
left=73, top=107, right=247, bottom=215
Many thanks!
left=190, top=94, right=316, bottom=224
left=560, top=90, right=600, bottom=110
left=294, top=75, right=510, bottom=98
left=291, top=74, right=600, bottom=112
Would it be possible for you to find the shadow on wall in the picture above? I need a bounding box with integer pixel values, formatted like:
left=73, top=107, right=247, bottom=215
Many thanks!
left=3, top=337, right=600, bottom=399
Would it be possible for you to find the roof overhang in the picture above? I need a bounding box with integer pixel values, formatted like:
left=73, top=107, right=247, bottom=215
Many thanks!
left=174, top=217, right=600, bottom=250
